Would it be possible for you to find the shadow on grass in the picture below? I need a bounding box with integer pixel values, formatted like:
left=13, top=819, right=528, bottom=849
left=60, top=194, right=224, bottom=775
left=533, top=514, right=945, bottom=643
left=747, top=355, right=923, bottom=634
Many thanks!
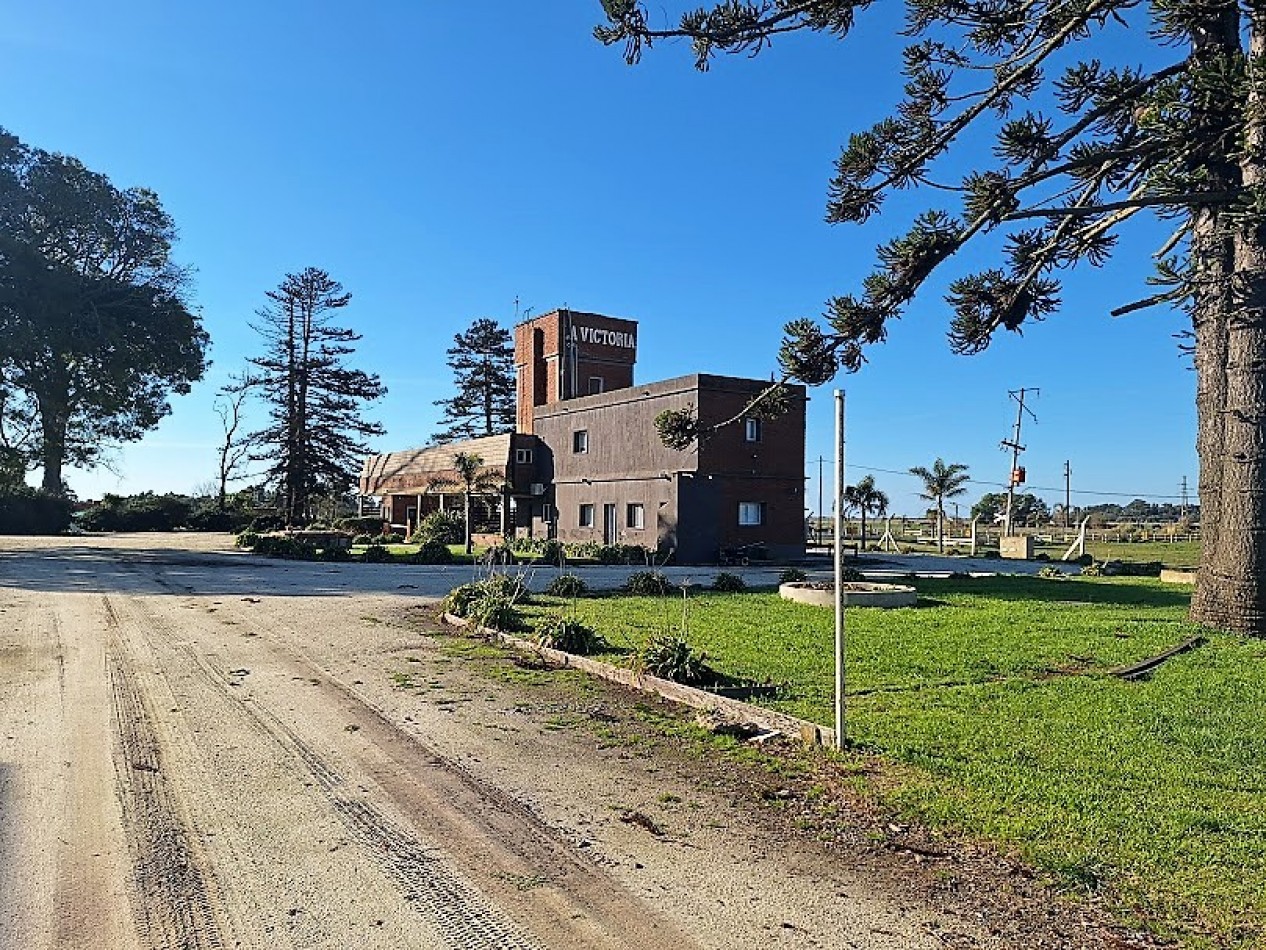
left=914, top=576, right=1193, bottom=609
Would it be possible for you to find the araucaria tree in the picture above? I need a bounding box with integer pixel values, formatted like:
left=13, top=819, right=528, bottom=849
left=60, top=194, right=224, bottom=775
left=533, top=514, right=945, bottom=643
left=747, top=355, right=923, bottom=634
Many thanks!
left=247, top=268, right=385, bottom=524
left=598, top=0, right=1266, bottom=635
left=909, top=459, right=971, bottom=552
left=0, top=128, right=208, bottom=492
left=432, top=317, right=516, bottom=443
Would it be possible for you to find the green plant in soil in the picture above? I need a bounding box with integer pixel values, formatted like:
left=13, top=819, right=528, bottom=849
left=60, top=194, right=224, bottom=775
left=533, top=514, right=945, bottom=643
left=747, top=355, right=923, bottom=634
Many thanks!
left=519, top=576, right=1265, bottom=947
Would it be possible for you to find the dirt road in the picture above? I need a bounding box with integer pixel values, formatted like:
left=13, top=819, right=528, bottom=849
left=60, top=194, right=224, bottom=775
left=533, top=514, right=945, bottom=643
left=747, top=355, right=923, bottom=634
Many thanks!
left=0, top=535, right=1127, bottom=949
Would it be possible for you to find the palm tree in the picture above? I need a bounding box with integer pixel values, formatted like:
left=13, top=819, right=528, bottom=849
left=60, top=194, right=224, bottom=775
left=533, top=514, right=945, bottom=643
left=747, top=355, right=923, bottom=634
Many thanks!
left=908, top=459, right=971, bottom=553
left=842, top=475, right=889, bottom=549
left=427, top=452, right=505, bottom=554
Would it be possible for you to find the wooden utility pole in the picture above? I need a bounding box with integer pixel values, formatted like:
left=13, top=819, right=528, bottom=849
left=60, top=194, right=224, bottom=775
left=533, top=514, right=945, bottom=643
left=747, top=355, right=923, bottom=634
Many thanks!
left=1001, top=388, right=1038, bottom=537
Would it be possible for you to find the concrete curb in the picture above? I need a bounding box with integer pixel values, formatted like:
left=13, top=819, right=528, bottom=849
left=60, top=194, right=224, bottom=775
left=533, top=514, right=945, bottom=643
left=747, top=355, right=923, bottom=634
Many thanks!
left=442, top=612, right=836, bottom=747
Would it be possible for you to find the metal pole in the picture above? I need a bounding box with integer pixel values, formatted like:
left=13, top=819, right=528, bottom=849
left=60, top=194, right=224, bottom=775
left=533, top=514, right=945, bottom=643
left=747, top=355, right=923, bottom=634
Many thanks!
left=833, top=390, right=847, bottom=750
left=818, top=456, right=824, bottom=546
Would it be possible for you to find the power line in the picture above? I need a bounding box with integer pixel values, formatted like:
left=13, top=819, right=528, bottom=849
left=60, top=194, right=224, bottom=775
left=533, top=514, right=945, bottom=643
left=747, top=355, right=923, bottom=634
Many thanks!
left=812, top=462, right=1190, bottom=500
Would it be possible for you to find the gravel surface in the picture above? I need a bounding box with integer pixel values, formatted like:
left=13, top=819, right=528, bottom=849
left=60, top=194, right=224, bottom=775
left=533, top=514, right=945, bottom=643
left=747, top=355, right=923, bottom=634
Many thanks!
left=0, top=534, right=1151, bottom=949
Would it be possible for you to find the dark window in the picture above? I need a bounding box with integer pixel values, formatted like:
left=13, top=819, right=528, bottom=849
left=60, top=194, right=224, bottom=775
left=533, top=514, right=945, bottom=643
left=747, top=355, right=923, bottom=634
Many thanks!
left=579, top=504, right=595, bottom=528
left=626, top=503, right=645, bottom=530
left=515, top=447, right=533, bottom=464
left=588, top=376, right=605, bottom=395
left=573, top=430, right=589, bottom=453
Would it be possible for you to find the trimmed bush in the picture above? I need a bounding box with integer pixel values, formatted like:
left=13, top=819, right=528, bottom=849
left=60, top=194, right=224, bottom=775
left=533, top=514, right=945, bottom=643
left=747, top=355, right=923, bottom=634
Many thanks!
left=778, top=567, right=809, bottom=584
left=79, top=492, right=192, bottom=532
left=624, top=571, right=677, bottom=596
left=533, top=612, right=604, bottom=654
left=361, top=544, right=394, bottom=563
left=544, top=573, right=588, bottom=598
left=409, top=539, right=453, bottom=564
left=0, top=490, right=73, bottom=535
left=252, top=535, right=317, bottom=559
left=380, top=532, right=405, bottom=544
left=412, top=510, right=464, bottom=545
left=711, top=572, right=747, bottom=592
left=336, top=516, right=385, bottom=535
left=639, top=633, right=711, bottom=685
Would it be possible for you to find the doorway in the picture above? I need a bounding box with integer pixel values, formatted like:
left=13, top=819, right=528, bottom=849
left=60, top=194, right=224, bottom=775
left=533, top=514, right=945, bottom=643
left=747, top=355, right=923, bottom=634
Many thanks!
left=603, top=504, right=617, bottom=545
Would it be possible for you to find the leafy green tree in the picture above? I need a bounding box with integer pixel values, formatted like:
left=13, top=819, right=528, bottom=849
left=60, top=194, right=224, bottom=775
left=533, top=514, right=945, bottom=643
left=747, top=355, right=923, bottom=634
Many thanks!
left=843, top=474, right=889, bottom=548
left=426, top=451, right=506, bottom=554
left=0, top=128, right=208, bottom=492
left=433, top=317, right=516, bottom=443
left=909, top=459, right=970, bottom=552
left=973, top=491, right=1050, bottom=526
left=247, top=268, right=385, bottom=525
left=595, top=3, right=1266, bottom=634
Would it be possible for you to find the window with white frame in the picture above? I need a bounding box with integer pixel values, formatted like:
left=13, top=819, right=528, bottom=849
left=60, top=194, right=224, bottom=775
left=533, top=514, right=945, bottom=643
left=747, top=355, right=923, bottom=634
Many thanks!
left=541, top=503, right=554, bottom=523
left=579, top=504, right=595, bottom=528
left=744, top=417, right=761, bottom=442
left=738, top=501, right=765, bottom=526
left=515, top=447, right=533, bottom=464
left=626, top=503, right=645, bottom=530
left=573, top=430, right=589, bottom=453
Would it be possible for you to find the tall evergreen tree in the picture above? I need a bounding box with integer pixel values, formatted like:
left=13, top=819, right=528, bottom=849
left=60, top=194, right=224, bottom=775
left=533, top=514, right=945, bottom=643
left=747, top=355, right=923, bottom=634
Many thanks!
left=247, top=268, right=385, bottom=524
left=598, top=0, right=1266, bottom=636
left=0, top=128, right=208, bottom=492
left=432, top=317, right=516, bottom=443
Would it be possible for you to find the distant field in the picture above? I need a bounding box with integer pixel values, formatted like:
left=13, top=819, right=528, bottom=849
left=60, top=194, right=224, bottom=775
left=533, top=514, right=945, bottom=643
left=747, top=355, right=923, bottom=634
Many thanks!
left=523, top=576, right=1260, bottom=947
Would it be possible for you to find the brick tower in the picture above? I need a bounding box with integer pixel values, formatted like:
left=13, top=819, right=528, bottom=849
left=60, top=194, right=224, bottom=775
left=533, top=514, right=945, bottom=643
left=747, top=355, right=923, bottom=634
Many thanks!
left=513, top=309, right=638, bottom=433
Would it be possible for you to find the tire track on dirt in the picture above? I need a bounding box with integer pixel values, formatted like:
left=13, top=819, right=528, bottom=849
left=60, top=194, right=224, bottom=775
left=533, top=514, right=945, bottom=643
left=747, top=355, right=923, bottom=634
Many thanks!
left=127, top=570, right=697, bottom=949
left=102, top=597, right=229, bottom=950
left=113, top=590, right=544, bottom=950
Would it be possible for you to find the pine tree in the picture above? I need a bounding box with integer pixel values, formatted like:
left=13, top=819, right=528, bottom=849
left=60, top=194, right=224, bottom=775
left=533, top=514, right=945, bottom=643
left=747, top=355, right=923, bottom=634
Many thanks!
left=598, top=0, right=1266, bottom=636
left=247, top=268, right=385, bottom=524
left=432, top=318, right=516, bottom=443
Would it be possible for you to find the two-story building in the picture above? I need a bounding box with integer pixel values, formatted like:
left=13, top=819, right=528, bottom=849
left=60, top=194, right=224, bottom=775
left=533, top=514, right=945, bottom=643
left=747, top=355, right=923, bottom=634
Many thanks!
left=359, top=309, right=807, bottom=562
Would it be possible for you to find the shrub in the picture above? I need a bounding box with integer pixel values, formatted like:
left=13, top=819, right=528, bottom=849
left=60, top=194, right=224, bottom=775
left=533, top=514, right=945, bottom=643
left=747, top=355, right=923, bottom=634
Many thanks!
left=78, top=492, right=193, bottom=532
left=1037, top=565, right=1065, bottom=579
left=0, top=490, right=73, bottom=535
left=1034, top=552, right=1051, bottom=562
left=596, top=544, right=624, bottom=565
left=235, top=530, right=260, bottom=549
left=483, top=573, right=529, bottom=603
left=353, top=533, right=378, bottom=546
left=441, top=583, right=484, bottom=618
left=317, top=546, right=351, bottom=562
left=839, top=567, right=866, bottom=582
left=469, top=592, right=520, bottom=631
left=539, top=538, right=564, bottom=564
left=409, top=539, right=453, bottom=564
left=979, top=549, right=1002, bottom=559
left=639, top=634, right=711, bottom=685
left=380, top=532, right=405, bottom=544
left=336, top=516, right=386, bottom=535
left=361, top=544, right=394, bottom=563
left=778, top=567, right=809, bottom=584
left=544, top=573, right=588, bottom=598
left=483, top=544, right=517, bottom=565
left=247, top=514, right=287, bottom=533
left=533, top=612, right=604, bottom=654
left=711, top=572, right=747, bottom=592
left=413, top=510, right=464, bottom=545
left=186, top=506, right=252, bottom=532
left=566, top=540, right=601, bottom=559
left=624, top=571, right=677, bottom=596
left=1074, top=552, right=1095, bottom=566
left=252, top=535, right=317, bottom=559
left=1080, top=562, right=1104, bottom=577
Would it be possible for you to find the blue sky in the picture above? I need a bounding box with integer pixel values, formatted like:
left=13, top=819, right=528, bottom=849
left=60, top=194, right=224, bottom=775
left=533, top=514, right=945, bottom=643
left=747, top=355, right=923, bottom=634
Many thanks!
left=1, top=1, right=1195, bottom=517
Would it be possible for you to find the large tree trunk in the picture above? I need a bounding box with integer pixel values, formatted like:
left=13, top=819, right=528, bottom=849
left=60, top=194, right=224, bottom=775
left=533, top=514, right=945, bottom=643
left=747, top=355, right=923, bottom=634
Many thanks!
left=35, top=378, right=69, bottom=495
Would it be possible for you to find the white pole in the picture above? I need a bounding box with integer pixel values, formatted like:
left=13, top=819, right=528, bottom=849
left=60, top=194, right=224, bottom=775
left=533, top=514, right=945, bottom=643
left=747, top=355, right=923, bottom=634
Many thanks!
left=834, top=390, right=847, bottom=750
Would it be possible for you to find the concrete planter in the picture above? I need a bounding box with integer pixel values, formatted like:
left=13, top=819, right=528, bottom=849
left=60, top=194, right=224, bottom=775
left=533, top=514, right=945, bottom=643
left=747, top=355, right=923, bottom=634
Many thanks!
left=778, top=581, right=916, bottom=609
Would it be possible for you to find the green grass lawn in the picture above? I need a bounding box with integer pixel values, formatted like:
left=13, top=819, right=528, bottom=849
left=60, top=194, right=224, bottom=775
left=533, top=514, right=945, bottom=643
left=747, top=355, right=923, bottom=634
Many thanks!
left=522, top=577, right=1264, bottom=947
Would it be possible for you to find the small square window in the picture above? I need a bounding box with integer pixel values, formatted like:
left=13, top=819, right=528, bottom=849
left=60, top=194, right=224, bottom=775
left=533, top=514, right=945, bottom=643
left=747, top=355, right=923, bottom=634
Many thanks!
left=579, top=504, right=595, bottom=528
left=626, top=503, right=645, bottom=530
left=573, top=430, right=589, bottom=453
left=588, top=376, right=605, bottom=395
left=744, top=418, right=761, bottom=442
left=515, top=447, right=533, bottom=464
left=738, top=501, right=765, bottom=526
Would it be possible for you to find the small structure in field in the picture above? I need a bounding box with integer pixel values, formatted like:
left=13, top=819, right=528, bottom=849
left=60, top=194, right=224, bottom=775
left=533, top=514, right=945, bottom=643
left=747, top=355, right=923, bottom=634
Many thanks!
left=779, top=581, right=916, bottom=608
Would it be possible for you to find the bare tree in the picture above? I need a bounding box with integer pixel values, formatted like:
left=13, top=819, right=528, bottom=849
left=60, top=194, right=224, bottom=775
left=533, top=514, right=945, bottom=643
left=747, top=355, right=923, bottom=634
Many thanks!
left=214, top=375, right=255, bottom=510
